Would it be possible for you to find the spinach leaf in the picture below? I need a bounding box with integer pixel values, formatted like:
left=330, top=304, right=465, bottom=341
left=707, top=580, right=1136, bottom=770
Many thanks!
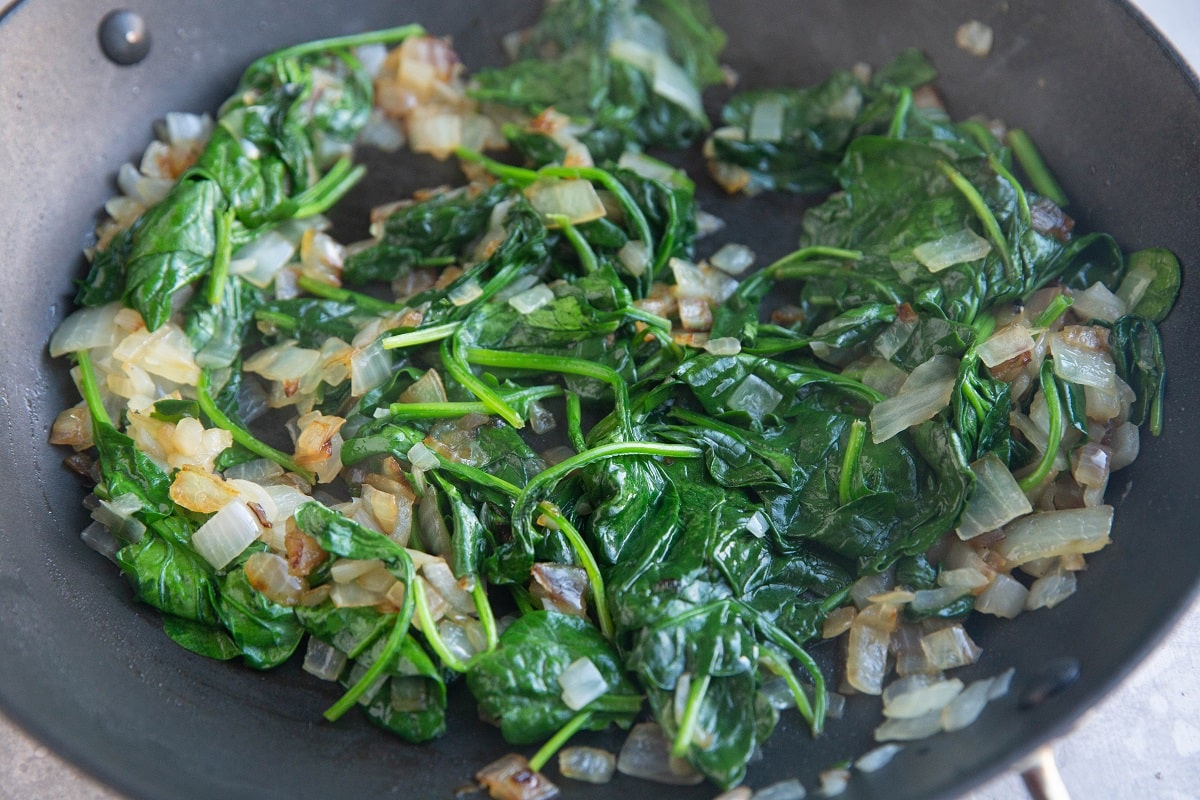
left=115, top=530, right=220, bottom=626
left=217, top=563, right=304, bottom=669
left=162, top=617, right=242, bottom=660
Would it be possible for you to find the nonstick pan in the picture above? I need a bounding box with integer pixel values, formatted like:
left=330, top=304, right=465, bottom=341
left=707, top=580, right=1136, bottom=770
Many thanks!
left=2, top=1, right=1198, bottom=798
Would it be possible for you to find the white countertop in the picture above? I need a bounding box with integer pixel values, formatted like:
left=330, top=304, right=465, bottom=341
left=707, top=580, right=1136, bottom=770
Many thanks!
left=2, top=2, right=1198, bottom=799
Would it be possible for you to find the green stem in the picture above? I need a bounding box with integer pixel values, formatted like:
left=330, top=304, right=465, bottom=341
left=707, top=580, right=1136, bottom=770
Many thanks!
left=73, top=350, right=112, bottom=428
left=388, top=386, right=562, bottom=421
left=206, top=208, right=235, bottom=306
left=528, top=710, right=593, bottom=773
left=440, top=337, right=525, bottom=429
left=454, top=147, right=539, bottom=186
left=987, top=154, right=1031, bottom=228
left=672, top=673, right=711, bottom=758
left=937, top=160, right=1016, bottom=284
left=758, top=648, right=816, bottom=726
left=537, top=501, right=614, bottom=640
left=324, top=554, right=416, bottom=721
left=196, top=370, right=314, bottom=483
left=548, top=214, right=599, bottom=274
left=472, top=580, right=499, bottom=652
left=565, top=392, right=586, bottom=453
left=1008, top=128, right=1069, bottom=207
left=838, top=419, right=867, bottom=506
left=1018, top=359, right=1064, bottom=492
left=382, top=322, right=461, bottom=350
left=289, top=159, right=367, bottom=220
left=1032, top=294, right=1074, bottom=329
left=254, top=309, right=297, bottom=331
left=297, top=274, right=404, bottom=314
left=887, top=86, right=913, bottom=139
left=249, top=24, right=425, bottom=70
left=414, top=578, right=469, bottom=673
left=751, top=612, right=827, bottom=734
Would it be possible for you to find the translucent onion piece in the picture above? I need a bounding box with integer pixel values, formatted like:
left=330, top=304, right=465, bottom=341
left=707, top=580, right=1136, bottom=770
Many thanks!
left=709, top=243, right=755, bottom=275
left=956, top=20, right=995, bottom=56
left=302, top=637, right=346, bottom=682
left=974, top=573, right=1028, bottom=619
left=244, top=341, right=320, bottom=381
left=994, top=505, right=1113, bottom=567
left=649, top=52, right=704, bottom=120
left=407, top=442, right=441, bottom=471
left=957, top=454, right=1033, bottom=540
left=244, top=551, right=305, bottom=606
left=80, top=519, right=121, bottom=562
left=817, top=769, right=850, bottom=797
left=941, top=675, right=996, bottom=732
left=913, top=228, right=992, bottom=272
left=747, top=95, right=785, bottom=142
left=558, top=747, right=616, bottom=785
left=745, top=510, right=769, bottom=538
left=826, top=692, right=847, bottom=720
left=847, top=604, right=897, bottom=695
left=882, top=676, right=964, bottom=719
left=526, top=178, right=607, bottom=226
left=408, top=110, right=463, bottom=160
left=1049, top=330, right=1116, bottom=389
left=874, top=709, right=943, bottom=742
left=977, top=322, right=1035, bottom=369
left=920, top=626, right=982, bottom=670
left=331, top=558, right=384, bottom=583
left=822, top=605, right=855, bottom=639
left=49, top=302, right=124, bottom=356
left=617, top=240, right=650, bottom=277
left=616, top=722, right=703, bottom=786
left=330, top=579, right=387, bottom=609
left=1070, top=282, right=1126, bottom=323
left=1025, top=570, right=1078, bottom=610
left=704, top=336, right=742, bottom=356
left=475, top=754, right=560, bottom=800
left=760, top=676, right=796, bottom=711
left=870, top=356, right=958, bottom=443
left=508, top=284, right=555, bottom=314
left=751, top=778, right=807, bottom=800
left=192, top=500, right=263, bottom=569
left=850, top=571, right=895, bottom=609
left=530, top=563, right=589, bottom=617
left=909, top=586, right=970, bottom=613
left=112, top=323, right=201, bottom=386
left=558, top=656, right=608, bottom=711
left=438, top=618, right=486, bottom=663
left=423, top=560, right=476, bottom=616
left=989, top=668, right=1016, bottom=700
left=1108, top=421, right=1140, bottom=471
left=937, top=568, right=991, bottom=591
left=678, top=297, right=713, bottom=331
left=854, top=743, right=904, bottom=773
left=170, top=465, right=239, bottom=513
left=727, top=374, right=783, bottom=418
left=617, top=152, right=687, bottom=187
left=669, top=258, right=738, bottom=303
left=230, top=230, right=296, bottom=288
left=350, top=340, right=391, bottom=397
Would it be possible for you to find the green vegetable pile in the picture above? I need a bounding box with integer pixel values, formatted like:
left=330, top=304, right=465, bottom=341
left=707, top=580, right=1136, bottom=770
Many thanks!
left=52, top=0, right=1179, bottom=792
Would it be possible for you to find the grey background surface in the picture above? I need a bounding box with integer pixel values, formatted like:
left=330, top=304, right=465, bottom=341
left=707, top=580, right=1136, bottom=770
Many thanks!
left=2, top=1, right=1197, bottom=798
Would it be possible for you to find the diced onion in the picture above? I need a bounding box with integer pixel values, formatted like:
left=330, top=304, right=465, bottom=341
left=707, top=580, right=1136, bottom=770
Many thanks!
left=709, top=243, right=755, bottom=275
left=448, top=277, right=484, bottom=307
left=302, top=637, right=346, bottom=682
left=618, top=240, right=651, bottom=278
left=558, top=656, right=608, bottom=711
left=244, top=341, right=320, bottom=381
left=745, top=510, right=769, bottom=538
left=80, top=519, right=122, bottom=561
left=957, top=454, right=1033, bottom=540
left=508, top=284, right=555, bottom=314
left=882, top=676, right=964, bottom=719
left=244, top=551, right=305, bottom=605
left=920, top=625, right=982, bottom=670
left=407, top=110, right=463, bottom=160
left=940, top=675, right=996, bottom=731
left=617, top=722, right=704, bottom=785
left=525, top=178, right=607, bottom=225
left=870, top=355, right=958, bottom=443
left=230, top=230, right=296, bottom=288
left=818, top=769, right=850, bottom=797
left=1108, top=421, right=1140, bottom=471
left=747, top=96, right=785, bottom=142
left=909, top=585, right=969, bottom=612
left=913, top=228, right=992, bottom=272
left=727, top=374, right=783, bottom=418
left=1049, top=331, right=1116, bottom=389
left=974, top=573, right=1028, bottom=619
left=850, top=571, right=895, bottom=608
left=350, top=340, right=391, bottom=397
left=423, top=560, right=476, bottom=615
left=1070, top=282, right=1126, bottom=323
left=558, top=747, right=616, bottom=784
left=874, top=710, right=943, bottom=742
left=407, top=442, right=441, bottom=471
left=847, top=604, right=896, bottom=694
left=751, top=778, right=807, bottom=800
left=191, top=500, right=263, bottom=569
left=994, top=505, right=1113, bottom=567
left=854, top=743, right=904, bottom=773
left=1025, top=570, right=1077, bottom=610
left=49, top=302, right=124, bottom=357
left=331, top=558, right=384, bottom=583
left=976, top=323, right=1035, bottom=369
left=476, top=754, right=560, bottom=800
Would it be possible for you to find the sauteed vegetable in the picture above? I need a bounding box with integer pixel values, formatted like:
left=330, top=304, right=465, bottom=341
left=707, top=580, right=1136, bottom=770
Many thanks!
left=48, top=0, right=1178, bottom=794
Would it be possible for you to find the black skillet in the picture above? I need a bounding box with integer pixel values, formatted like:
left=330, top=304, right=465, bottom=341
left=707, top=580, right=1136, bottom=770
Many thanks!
left=1, top=1, right=1198, bottom=798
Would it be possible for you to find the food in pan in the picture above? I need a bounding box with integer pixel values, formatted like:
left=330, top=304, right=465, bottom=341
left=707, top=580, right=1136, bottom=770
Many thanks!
left=47, top=0, right=1178, bottom=794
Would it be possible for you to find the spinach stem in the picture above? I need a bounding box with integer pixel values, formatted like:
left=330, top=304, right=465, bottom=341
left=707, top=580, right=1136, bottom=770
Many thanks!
left=537, top=501, right=614, bottom=640
left=388, top=386, right=561, bottom=421
left=414, top=578, right=470, bottom=673
left=441, top=337, right=525, bottom=429
left=289, top=159, right=367, bottom=219
left=324, top=554, right=416, bottom=721
left=548, top=214, right=599, bottom=274
left=528, top=710, right=593, bottom=773
left=383, top=322, right=461, bottom=350
left=987, top=154, right=1031, bottom=227
left=249, top=24, right=425, bottom=70
left=196, top=370, right=314, bottom=483
left=1008, top=128, right=1069, bottom=207
left=887, top=87, right=913, bottom=139
left=1032, top=294, right=1073, bottom=329
left=297, top=274, right=405, bottom=314
left=73, top=350, right=112, bottom=428
left=671, top=673, right=711, bottom=758
left=1018, top=359, right=1064, bottom=492
left=206, top=208, right=235, bottom=306
left=565, top=392, right=587, bottom=453
left=472, top=580, right=499, bottom=652
left=838, top=419, right=868, bottom=506
left=937, top=161, right=1016, bottom=284
left=751, top=613, right=827, bottom=734
left=758, top=648, right=816, bottom=726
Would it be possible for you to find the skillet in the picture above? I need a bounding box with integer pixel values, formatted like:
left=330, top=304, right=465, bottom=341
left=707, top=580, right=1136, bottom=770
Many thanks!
left=1, top=1, right=1198, bottom=797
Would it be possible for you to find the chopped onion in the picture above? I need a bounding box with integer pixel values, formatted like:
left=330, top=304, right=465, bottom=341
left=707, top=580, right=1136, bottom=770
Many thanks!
left=530, top=563, right=589, bottom=617
left=850, top=571, right=895, bottom=608
left=847, top=604, right=896, bottom=694
left=994, top=505, right=1113, bottom=567
left=330, top=579, right=387, bottom=609
left=956, top=20, right=995, bottom=56
left=909, top=586, right=970, bottom=613
left=974, top=572, right=1029, bottom=619
left=870, top=355, right=958, bottom=443
left=244, top=551, right=305, bottom=606
left=913, top=228, right=992, bottom=272
left=438, top=618, right=487, bottom=662
left=747, top=96, right=785, bottom=142
left=558, top=747, right=616, bottom=785
left=649, top=52, right=705, bottom=121
left=882, top=676, right=964, bottom=718
left=407, top=110, right=462, bottom=160
left=920, top=625, right=982, bottom=670
left=1049, top=330, right=1116, bottom=389
left=617, top=239, right=651, bottom=277
left=244, top=340, right=320, bottom=381
left=169, top=465, right=239, bottom=513
left=350, top=340, right=391, bottom=397
left=854, top=743, right=904, bottom=773
left=1116, top=256, right=1157, bottom=310
left=525, top=178, right=607, bottom=225
left=989, top=667, right=1016, bottom=700
left=423, top=560, right=475, bottom=615
left=331, top=558, right=384, bottom=583
left=476, top=753, right=560, bottom=800
left=447, top=277, right=484, bottom=307
left=616, top=722, right=703, bottom=785
left=874, top=709, right=942, bottom=742
left=1108, top=421, right=1140, bottom=471
left=822, top=605, right=856, bottom=639
left=508, top=284, right=555, bottom=314
left=957, top=454, right=1034, bottom=539
left=751, top=778, right=807, bottom=800
left=726, top=373, right=783, bottom=418
left=745, top=510, right=769, bottom=538
left=977, top=322, right=1035, bottom=369
left=407, top=442, right=441, bottom=471
left=230, top=230, right=297, bottom=288
left=937, top=568, right=991, bottom=591
left=1070, top=282, right=1126, bottom=323
left=191, top=500, right=263, bottom=569
left=80, top=519, right=121, bottom=561
left=678, top=297, right=713, bottom=331
left=397, top=369, right=448, bottom=405
left=1083, top=375, right=1134, bottom=423
left=1025, top=570, right=1077, bottom=610
left=817, top=769, right=850, bottom=797
left=559, top=656, right=608, bottom=711
left=617, top=152, right=687, bottom=187
left=417, top=490, right=452, bottom=556
left=941, top=675, right=996, bottom=732
left=302, top=637, right=346, bottom=682
left=708, top=243, right=755, bottom=276
left=49, top=302, right=123, bottom=356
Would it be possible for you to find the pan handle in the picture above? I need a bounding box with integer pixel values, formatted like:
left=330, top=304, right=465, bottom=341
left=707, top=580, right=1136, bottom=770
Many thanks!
left=1019, top=746, right=1071, bottom=800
